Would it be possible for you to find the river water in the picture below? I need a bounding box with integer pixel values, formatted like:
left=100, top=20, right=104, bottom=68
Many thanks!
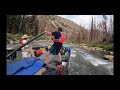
left=68, top=45, right=113, bottom=75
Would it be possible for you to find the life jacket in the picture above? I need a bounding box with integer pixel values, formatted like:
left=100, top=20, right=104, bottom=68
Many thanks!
left=20, top=38, right=24, bottom=45
left=53, top=32, right=64, bottom=44
left=34, top=49, right=43, bottom=57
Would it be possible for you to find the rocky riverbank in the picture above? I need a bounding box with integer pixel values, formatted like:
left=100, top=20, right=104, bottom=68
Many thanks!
left=7, top=39, right=19, bottom=44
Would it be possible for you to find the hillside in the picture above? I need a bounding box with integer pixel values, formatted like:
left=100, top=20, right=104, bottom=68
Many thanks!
left=37, top=15, right=87, bottom=42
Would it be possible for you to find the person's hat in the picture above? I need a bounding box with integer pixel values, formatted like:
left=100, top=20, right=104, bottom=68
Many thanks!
left=22, top=34, right=29, bottom=38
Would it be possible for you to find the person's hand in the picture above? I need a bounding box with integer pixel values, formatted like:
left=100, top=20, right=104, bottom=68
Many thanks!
left=45, top=31, right=51, bottom=36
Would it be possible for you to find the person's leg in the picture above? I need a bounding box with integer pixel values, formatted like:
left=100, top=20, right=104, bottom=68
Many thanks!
left=43, top=51, right=50, bottom=61
left=43, top=45, right=55, bottom=61
left=58, top=52, right=62, bottom=61
left=31, top=50, right=35, bottom=57
left=55, top=43, right=62, bottom=61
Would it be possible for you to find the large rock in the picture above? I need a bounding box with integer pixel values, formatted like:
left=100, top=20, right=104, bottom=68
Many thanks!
left=103, top=55, right=114, bottom=62
left=95, top=47, right=103, bottom=51
left=84, top=46, right=88, bottom=49
left=109, top=51, right=114, bottom=55
left=10, top=40, right=14, bottom=44
left=14, top=40, right=19, bottom=44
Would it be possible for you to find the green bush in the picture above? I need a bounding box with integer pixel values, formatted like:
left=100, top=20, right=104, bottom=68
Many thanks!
left=101, top=44, right=113, bottom=51
left=7, top=33, right=32, bottom=40
left=85, top=42, right=97, bottom=47
left=7, top=33, right=49, bottom=42
left=14, top=33, right=23, bottom=40
left=7, top=33, right=15, bottom=40
left=29, top=34, right=34, bottom=39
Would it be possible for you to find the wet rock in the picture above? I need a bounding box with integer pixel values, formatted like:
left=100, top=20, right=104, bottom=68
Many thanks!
left=84, top=46, right=88, bottom=49
left=14, top=40, right=19, bottom=44
left=13, top=38, right=17, bottom=41
left=95, top=47, right=103, bottom=51
left=10, top=40, right=14, bottom=44
left=103, top=55, right=113, bottom=62
left=7, top=39, right=19, bottom=44
left=109, top=51, right=113, bottom=55
left=103, top=50, right=106, bottom=52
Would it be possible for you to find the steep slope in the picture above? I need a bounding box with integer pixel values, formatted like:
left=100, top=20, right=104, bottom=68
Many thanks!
left=37, top=15, right=87, bottom=42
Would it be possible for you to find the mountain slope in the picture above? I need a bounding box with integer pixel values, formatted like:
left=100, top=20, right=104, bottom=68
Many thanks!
left=37, top=15, right=87, bottom=42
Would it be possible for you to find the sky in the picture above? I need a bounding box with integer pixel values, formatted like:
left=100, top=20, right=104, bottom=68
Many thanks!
left=58, top=15, right=113, bottom=29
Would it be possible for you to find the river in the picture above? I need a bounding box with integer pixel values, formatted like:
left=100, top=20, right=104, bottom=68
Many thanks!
left=68, top=45, right=113, bottom=75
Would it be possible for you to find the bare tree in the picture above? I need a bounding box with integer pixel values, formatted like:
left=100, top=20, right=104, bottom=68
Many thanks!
left=90, top=17, right=94, bottom=41
left=18, top=15, right=23, bottom=33
left=102, top=15, right=107, bottom=42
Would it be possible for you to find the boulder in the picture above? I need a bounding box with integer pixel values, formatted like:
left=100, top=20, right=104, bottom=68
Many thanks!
left=90, top=47, right=95, bottom=51
left=103, top=50, right=106, bottom=52
left=103, top=55, right=114, bottom=62
left=14, top=40, right=19, bottom=44
left=96, top=47, right=103, bottom=51
left=10, top=40, right=14, bottom=44
left=110, top=51, right=114, bottom=55
left=84, top=46, right=88, bottom=49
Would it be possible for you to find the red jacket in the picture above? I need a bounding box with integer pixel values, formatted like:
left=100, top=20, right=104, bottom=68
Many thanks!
left=20, top=38, right=24, bottom=45
left=53, top=32, right=64, bottom=44
left=35, top=49, right=43, bottom=57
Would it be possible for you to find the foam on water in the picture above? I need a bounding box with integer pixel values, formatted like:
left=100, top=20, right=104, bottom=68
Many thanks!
left=75, top=48, right=110, bottom=66
left=71, top=53, right=76, bottom=57
left=71, top=51, right=77, bottom=53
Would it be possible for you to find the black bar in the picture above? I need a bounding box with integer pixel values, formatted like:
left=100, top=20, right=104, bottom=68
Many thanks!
left=6, top=32, right=46, bottom=58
